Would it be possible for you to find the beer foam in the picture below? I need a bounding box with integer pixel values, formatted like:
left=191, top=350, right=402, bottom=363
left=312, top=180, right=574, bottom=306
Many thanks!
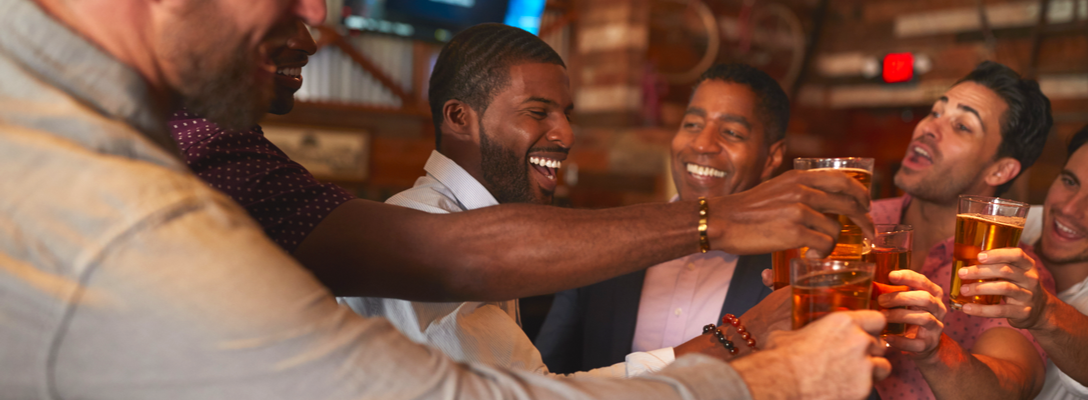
left=957, top=213, right=1026, bottom=228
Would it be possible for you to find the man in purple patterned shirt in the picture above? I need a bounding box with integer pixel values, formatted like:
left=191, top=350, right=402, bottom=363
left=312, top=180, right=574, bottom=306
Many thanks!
left=170, top=19, right=353, bottom=253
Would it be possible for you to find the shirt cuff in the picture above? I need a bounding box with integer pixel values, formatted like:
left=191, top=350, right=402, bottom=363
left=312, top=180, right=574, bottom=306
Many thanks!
left=624, top=346, right=676, bottom=377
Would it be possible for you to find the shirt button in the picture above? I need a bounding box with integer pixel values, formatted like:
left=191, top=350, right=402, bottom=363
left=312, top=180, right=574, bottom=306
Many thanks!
left=674, top=308, right=682, bottom=316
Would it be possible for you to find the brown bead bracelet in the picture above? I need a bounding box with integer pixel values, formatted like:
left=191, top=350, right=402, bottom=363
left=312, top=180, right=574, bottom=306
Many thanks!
left=722, top=314, right=759, bottom=350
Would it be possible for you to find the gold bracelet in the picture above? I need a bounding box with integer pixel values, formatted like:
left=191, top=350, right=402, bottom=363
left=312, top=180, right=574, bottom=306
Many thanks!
left=698, top=197, right=710, bottom=253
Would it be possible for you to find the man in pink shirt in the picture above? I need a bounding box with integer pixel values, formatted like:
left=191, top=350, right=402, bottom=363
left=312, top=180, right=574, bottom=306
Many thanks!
left=871, top=61, right=1055, bottom=400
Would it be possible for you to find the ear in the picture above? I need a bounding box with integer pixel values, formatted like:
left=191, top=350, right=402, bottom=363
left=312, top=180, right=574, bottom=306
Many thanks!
left=761, top=139, right=787, bottom=181
left=984, top=157, right=1022, bottom=188
left=441, top=99, right=479, bottom=144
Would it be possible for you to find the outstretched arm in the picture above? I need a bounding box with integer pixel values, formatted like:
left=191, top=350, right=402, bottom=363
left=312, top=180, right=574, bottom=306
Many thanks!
left=294, top=169, right=875, bottom=301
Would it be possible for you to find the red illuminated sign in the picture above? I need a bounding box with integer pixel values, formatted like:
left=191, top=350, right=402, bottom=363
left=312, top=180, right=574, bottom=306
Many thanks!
left=882, top=53, right=914, bottom=83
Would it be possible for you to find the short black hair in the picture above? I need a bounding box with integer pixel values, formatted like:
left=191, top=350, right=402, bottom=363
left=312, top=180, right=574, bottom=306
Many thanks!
left=429, top=23, right=565, bottom=149
left=956, top=61, right=1053, bottom=196
left=693, top=63, right=791, bottom=144
left=1068, top=124, right=1088, bottom=158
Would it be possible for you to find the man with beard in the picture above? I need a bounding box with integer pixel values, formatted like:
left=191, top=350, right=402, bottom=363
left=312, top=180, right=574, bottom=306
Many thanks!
left=0, top=0, right=894, bottom=398
left=339, top=26, right=788, bottom=377
left=954, top=124, right=1088, bottom=399
left=536, top=63, right=789, bottom=373
left=866, top=61, right=1056, bottom=400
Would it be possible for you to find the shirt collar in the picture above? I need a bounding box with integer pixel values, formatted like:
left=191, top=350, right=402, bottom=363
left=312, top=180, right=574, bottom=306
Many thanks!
left=0, top=0, right=175, bottom=154
left=423, top=150, right=499, bottom=211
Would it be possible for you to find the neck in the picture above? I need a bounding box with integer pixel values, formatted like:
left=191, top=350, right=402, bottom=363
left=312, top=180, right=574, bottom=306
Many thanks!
left=1041, top=258, right=1088, bottom=294
left=903, top=196, right=959, bottom=272
left=33, top=0, right=172, bottom=104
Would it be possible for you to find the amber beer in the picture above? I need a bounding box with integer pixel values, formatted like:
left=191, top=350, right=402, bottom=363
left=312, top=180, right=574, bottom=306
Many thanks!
left=865, top=248, right=911, bottom=334
left=801, top=167, right=873, bottom=260
left=791, top=259, right=875, bottom=329
left=771, top=248, right=800, bottom=290
left=949, top=213, right=1025, bottom=309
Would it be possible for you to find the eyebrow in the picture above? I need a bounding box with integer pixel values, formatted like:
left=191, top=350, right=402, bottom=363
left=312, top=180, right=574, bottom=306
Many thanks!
left=524, top=96, right=574, bottom=112
left=938, top=96, right=987, bottom=133
left=684, top=107, right=753, bottom=130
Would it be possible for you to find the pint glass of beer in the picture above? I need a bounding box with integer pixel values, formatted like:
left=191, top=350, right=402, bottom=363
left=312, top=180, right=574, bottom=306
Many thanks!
left=949, top=195, right=1030, bottom=310
left=793, top=158, right=875, bottom=261
left=865, top=224, right=912, bottom=335
left=791, top=258, right=875, bottom=329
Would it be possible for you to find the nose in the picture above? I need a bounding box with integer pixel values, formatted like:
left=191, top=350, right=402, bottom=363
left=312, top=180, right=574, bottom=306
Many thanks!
left=690, top=126, right=722, bottom=154
left=289, top=20, right=318, bottom=56
left=1059, top=187, right=1088, bottom=221
left=292, top=0, right=326, bottom=26
left=915, top=116, right=941, bottom=142
left=546, top=117, right=575, bottom=150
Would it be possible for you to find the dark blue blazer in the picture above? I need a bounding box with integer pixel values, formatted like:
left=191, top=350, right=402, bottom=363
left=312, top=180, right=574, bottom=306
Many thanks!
left=535, top=253, right=773, bottom=373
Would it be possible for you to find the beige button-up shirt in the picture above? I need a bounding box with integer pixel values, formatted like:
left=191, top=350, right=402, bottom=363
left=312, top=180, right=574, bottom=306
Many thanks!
left=0, top=0, right=754, bottom=398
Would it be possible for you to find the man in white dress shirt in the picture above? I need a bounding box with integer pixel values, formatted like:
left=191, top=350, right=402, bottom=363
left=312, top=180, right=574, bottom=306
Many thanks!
left=536, top=63, right=790, bottom=373
left=339, top=23, right=752, bottom=377
left=958, top=124, right=1088, bottom=399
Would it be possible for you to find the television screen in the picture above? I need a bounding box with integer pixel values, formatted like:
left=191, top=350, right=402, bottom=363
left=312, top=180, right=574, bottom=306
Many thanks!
left=343, top=0, right=545, bottom=41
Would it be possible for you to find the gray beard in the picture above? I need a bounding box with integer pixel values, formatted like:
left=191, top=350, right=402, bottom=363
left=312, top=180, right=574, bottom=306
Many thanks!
left=178, top=45, right=271, bottom=130
left=479, top=126, right=536, bottom=204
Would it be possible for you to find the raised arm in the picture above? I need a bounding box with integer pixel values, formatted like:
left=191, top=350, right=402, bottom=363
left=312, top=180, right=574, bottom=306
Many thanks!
left=295, top=169, right=875, bottom=301
left=959, top=248, right=1088, bottom=387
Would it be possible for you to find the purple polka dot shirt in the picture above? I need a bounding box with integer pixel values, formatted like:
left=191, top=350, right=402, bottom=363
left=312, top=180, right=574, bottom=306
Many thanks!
left=168, top=109, right=354, bottom=253
left=871, top=195, right=1054, bottom=400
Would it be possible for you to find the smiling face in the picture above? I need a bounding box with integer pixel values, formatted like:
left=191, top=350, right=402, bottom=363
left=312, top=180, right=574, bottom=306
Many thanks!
left=670, top=80, right=782, bottom=201
left=163, top=0, right=324, bottom=128
left=267, top=19, right=317, bottom=115
left=894, top=82, right=1010, bottom=204
left=1040, top=145, right=1088, bottom=265
left=476, top=62, right=574, bottom=205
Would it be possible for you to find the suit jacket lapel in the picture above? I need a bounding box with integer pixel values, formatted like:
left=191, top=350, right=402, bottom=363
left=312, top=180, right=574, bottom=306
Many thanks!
left=608, top=270, right=647, bottom=361
left=719, top=254, right=773, bottom=321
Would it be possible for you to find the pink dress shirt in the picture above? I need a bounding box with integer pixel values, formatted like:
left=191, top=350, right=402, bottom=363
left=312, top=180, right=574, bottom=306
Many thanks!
left=871, top=195, right=1054, bottom=400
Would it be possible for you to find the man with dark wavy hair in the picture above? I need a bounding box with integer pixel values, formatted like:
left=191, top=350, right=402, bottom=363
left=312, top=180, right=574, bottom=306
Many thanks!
left=868, top=61, right=1056, bottom=400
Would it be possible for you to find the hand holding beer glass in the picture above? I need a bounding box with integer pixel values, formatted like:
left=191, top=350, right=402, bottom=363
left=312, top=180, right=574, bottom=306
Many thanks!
left=866, top=225, right=912, bottom=335
left=772, top=158, right=875, bottom=290
left=791, top=258, right=875, bottom=329
left=949, top=195, right=1030, bottom=310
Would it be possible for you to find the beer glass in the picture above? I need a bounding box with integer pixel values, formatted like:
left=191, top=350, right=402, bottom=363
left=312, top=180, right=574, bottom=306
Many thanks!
left=791, top=259, right=875, bottom=329
left=950, top=195, right=1029, bottom=310
left=865, top=224, right=912, bottom=335
left=771, top=248, right=800, bottom=290
left=793, top=158, right=875, bottom=261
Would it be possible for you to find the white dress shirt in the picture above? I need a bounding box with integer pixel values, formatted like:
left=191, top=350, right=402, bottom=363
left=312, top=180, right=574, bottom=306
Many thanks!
left=340, top=150, right=673, bottom=377
left=632, top=251, right=739, bottom=351
left=1036, top=275, right=1088, bottom=399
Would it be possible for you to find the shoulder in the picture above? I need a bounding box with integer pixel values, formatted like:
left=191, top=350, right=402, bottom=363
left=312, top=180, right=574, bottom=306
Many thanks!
left=385, top=176, right=462, bottom=214
left=0, top=126, right=243, bottom=278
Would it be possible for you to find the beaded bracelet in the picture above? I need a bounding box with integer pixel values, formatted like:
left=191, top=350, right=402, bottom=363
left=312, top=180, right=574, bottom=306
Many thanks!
left=702, top=324, right=737, bottom=355
left=722, top=314, right=759, bottom=350
left=697, top=197, right=710, bottom=253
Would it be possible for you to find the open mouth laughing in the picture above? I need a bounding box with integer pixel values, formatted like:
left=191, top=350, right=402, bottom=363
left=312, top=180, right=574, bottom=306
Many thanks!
left=529, top=154, right=564, bottom=193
